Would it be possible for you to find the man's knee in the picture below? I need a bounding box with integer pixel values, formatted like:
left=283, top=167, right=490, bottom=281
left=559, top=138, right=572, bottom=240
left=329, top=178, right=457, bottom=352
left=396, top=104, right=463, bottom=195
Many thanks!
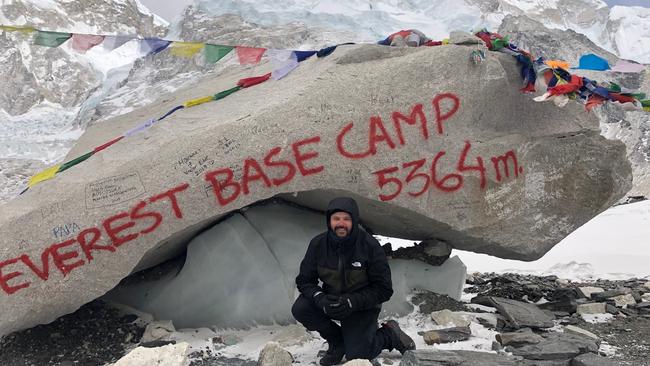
left=291, top=295, right=314, bottom=323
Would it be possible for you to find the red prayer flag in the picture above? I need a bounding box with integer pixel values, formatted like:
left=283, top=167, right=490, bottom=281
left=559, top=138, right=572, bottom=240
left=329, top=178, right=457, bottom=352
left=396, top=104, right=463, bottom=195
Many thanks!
left=237, top=73, right=272, bottom=88
left=71, top=34, right=105, bottom=53
left=94, top=136, right=124, bottom=153
left=236, top=46, right=266, bottom=65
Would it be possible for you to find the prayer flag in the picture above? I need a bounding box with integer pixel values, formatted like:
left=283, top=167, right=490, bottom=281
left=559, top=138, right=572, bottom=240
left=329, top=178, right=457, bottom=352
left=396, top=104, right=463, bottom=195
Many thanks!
left=545, top=60, right=569, bottom=70
left=28, top=164, right=61, bottom=187
left=103, top=35, right=133, bottom=50
left=204, top=44, right=233, bottom=63
left=268, top=49, right=299, bottom=80
left=574, top=54, right=610, bottom=71
left=71, top=34, right=105, bottom=53
left=237, top=73, right=271, bottom=88
left=235, top=46, right=266, bottom=65
left=57, top=152, right=93, bottom=173
left=0, top=25, right=35, bottom=34
left=125, top=119, right=156, bottom=137
left=213, top=86, right=241, bottom=100
left=294, top=50, right=317, bottom=62
left=170, top=41, right=204, bottom=57
left=140, top=38, right=171, bottom=55
left=184, top=95, right=214, bottom=108
left=33, top=30, right=71, bottom=47
left=611, top=59, right=646, bottom=73
left=94, top=136, right=124, bottom=153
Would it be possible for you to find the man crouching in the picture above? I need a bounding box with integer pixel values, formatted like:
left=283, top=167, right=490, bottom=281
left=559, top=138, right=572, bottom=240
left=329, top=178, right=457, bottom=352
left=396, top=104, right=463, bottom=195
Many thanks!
left=292, top=197, right=416, bottom=365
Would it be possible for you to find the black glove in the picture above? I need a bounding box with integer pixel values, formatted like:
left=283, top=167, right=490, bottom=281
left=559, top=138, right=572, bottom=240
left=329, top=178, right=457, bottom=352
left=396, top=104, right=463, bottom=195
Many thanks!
left=326, top=295, right=354, bottom=320
left=315, top=293, right=340, bottom=312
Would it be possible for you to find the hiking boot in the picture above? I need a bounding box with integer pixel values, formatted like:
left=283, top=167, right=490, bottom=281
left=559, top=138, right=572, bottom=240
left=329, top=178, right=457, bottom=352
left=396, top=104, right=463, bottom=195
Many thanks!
left=382, top=320, right=416, bottom=354
left=319, top=341, right=345, bottom=366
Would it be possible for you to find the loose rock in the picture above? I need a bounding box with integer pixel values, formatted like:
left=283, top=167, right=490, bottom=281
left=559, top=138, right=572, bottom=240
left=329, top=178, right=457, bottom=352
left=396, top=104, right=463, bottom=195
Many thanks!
left=401, top=349, right=522, bottom=365
left=570, top=352, right=618, bottom=366
left=257, top=342, right=293, bottom=366
left=113, top=342, right=190, bottom=366
left=422, top=326, right=471, bottom=344
left=430, top=309, right=470, bottom=327
left=577, top=287, right=604, bottom=300
left=489, top=297, right=555, bottom=329
left=496, top=329, right=545, bottom=347
left=563, top=325, right=599, bottom=342
left=609, top=294, right=636, bottom=308
left=576, top=303, right=606, bottom=315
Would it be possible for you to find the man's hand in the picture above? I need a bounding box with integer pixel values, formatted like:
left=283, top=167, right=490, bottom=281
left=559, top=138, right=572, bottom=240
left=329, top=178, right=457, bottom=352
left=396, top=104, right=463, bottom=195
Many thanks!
left=315, top=293, right=340, bottom=311
left=326, top=295, right=354, bottom=320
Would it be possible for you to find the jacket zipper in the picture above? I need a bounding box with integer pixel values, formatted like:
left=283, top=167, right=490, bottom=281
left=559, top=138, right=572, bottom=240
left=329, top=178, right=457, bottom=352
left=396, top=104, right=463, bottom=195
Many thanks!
left=338, top=251, right=347, bottom=294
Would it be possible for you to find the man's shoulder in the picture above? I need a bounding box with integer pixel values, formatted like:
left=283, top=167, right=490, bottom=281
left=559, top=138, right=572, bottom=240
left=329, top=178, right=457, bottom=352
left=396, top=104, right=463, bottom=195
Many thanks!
left=359, top=230, right=382, bottom=249
left=309, top=232, right=328, bottom=246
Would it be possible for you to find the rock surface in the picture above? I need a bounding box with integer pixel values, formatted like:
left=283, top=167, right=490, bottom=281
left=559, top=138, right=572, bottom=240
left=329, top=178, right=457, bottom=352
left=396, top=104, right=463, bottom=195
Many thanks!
left=0, top=42, right=631, bottom=336
left=490, top=297, right=555, bottom=329
left=113, top=342, right=190, bottom=366
left=257, top=342, right=293, bottom=366
left=401, top=349, right=522, bottom=365
left=422, top=326, right=472, bottom=345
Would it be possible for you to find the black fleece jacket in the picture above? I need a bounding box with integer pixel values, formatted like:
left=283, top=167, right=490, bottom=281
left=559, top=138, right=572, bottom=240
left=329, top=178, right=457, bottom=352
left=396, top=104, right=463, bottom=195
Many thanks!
left=295, top=197, right=393, bottom=310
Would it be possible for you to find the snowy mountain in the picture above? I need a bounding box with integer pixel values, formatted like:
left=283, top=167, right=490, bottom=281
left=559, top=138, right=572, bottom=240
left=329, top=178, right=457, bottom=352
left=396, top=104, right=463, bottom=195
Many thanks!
left=191, top=0, right=650, bottom=63
left=0, top=0, right=167, bottom=201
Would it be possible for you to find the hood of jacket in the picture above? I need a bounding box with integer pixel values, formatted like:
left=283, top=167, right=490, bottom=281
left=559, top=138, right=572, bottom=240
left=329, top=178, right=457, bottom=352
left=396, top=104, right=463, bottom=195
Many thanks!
left=325, top=197, right=360, bottom=248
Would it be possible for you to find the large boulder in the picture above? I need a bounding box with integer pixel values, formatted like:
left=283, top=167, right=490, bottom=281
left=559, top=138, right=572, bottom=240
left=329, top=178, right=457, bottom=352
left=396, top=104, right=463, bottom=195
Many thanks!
left=0, top=43, right=631, bottom=336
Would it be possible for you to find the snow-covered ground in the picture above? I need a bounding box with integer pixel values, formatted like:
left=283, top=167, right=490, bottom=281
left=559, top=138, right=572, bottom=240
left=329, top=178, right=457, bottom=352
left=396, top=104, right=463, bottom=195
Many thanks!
left=383, top=200, right=650, bottom=281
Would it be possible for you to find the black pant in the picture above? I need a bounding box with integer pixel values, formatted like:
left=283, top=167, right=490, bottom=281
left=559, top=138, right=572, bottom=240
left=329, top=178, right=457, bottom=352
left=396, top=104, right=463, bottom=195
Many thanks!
left=291, top=294, right=392, bottom=360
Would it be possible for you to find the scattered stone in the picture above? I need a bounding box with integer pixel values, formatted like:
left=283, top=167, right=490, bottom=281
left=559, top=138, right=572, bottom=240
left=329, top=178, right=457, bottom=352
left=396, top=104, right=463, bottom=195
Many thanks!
left=642, top=293, right=650, bottom=302
left=141, top=320, right=175, bottom=343
left=422, top=326, right=471, bottom=345
left=576, top=303, right=606, bottom=315
left=636, top=302, right=650, bottom=309
left=343, top=360, right=373, bottom=366
left=113, top=342, right=190, bottom=366
left=577, top=287, right=604, bottom=300
left=430, top=309, right=471, bottom=327
left=140, top=340, right=177, bottom=348
left=571, top=352, right=618, bottom=366
left=489, top=297, right=555, bottom=329
left=619, top=308, right=638, bottom=317
left=401, top=350, right=522, bottom=365
left=523, top=360, right=571, bottom=365
left=538, top=299, right=577, bottom=314
left=604, top=304, right=619, bottom=315
left=609, top=294, right=636, bottom=308
left=491, top=341, right=503, bottom=351
left=592, top=289, right=630, bottom=302
left=508, top=340, right=581, bottom=361
left=470, top=296, right=495, bottom=308
left=220, top=334, right=241, bottom=346
left=563, top=325, right=599, bottom=342
left=496, top=329, right=544, bottom=347
left=552, top=311, right=571, bottom=318
left=257, top=342, right=293, bottom=366
left=412, top=291, right=466, bottom=314
left=270, top=324, right=313, bottom=347
left=644, top=282, right=650, bottom=290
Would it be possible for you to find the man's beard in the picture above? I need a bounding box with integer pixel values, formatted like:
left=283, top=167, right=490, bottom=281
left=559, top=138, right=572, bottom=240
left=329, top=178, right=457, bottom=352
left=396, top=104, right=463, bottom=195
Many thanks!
left=335, top=226, right=349, bottom=237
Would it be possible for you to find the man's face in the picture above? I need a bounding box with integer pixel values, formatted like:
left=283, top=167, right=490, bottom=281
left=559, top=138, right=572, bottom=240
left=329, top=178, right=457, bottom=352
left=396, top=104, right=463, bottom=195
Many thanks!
left=330, top=211, right=352, bottom=238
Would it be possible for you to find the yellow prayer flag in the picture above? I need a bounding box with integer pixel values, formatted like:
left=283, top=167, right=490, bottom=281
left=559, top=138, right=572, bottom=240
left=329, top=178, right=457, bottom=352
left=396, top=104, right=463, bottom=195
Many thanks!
left=442, top=38, right=450, bottom=45
left=170, top=42, right=205, bottom=57
left=545, top=60, right=570, bottom=70
left=0, top=25, right=36, bottom=34
left=28, top=164, right=61, bottom=187
left=183, top=95, right=214, bottom=108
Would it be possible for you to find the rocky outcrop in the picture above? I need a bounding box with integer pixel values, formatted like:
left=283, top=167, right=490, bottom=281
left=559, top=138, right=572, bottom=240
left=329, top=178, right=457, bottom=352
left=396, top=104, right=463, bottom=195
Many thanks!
left=499, top=14, right=650, bottom=200
left=0, top=42, right=631, bottom=336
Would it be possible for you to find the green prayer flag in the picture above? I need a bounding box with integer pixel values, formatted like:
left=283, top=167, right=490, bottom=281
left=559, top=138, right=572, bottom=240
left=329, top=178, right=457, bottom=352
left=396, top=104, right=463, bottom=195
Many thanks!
left=213, top=86, right=241, bottom=100
left=631, top=93, right=646, bottom=100
left=641, top=100, right=650, bottom=108
left=34, top=30, right=72, bottom=47
left=609, top=82, right=621, bottom=93
left=58, top=151, right=93, bottom=173
left=491, top=35, right=509, bottom=50
left=204, top=44, right=233, bottom=64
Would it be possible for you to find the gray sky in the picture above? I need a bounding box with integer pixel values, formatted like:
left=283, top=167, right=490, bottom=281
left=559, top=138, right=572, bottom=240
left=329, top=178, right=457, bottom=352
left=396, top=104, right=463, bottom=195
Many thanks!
left=141, top=0, right=649, bottom=21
